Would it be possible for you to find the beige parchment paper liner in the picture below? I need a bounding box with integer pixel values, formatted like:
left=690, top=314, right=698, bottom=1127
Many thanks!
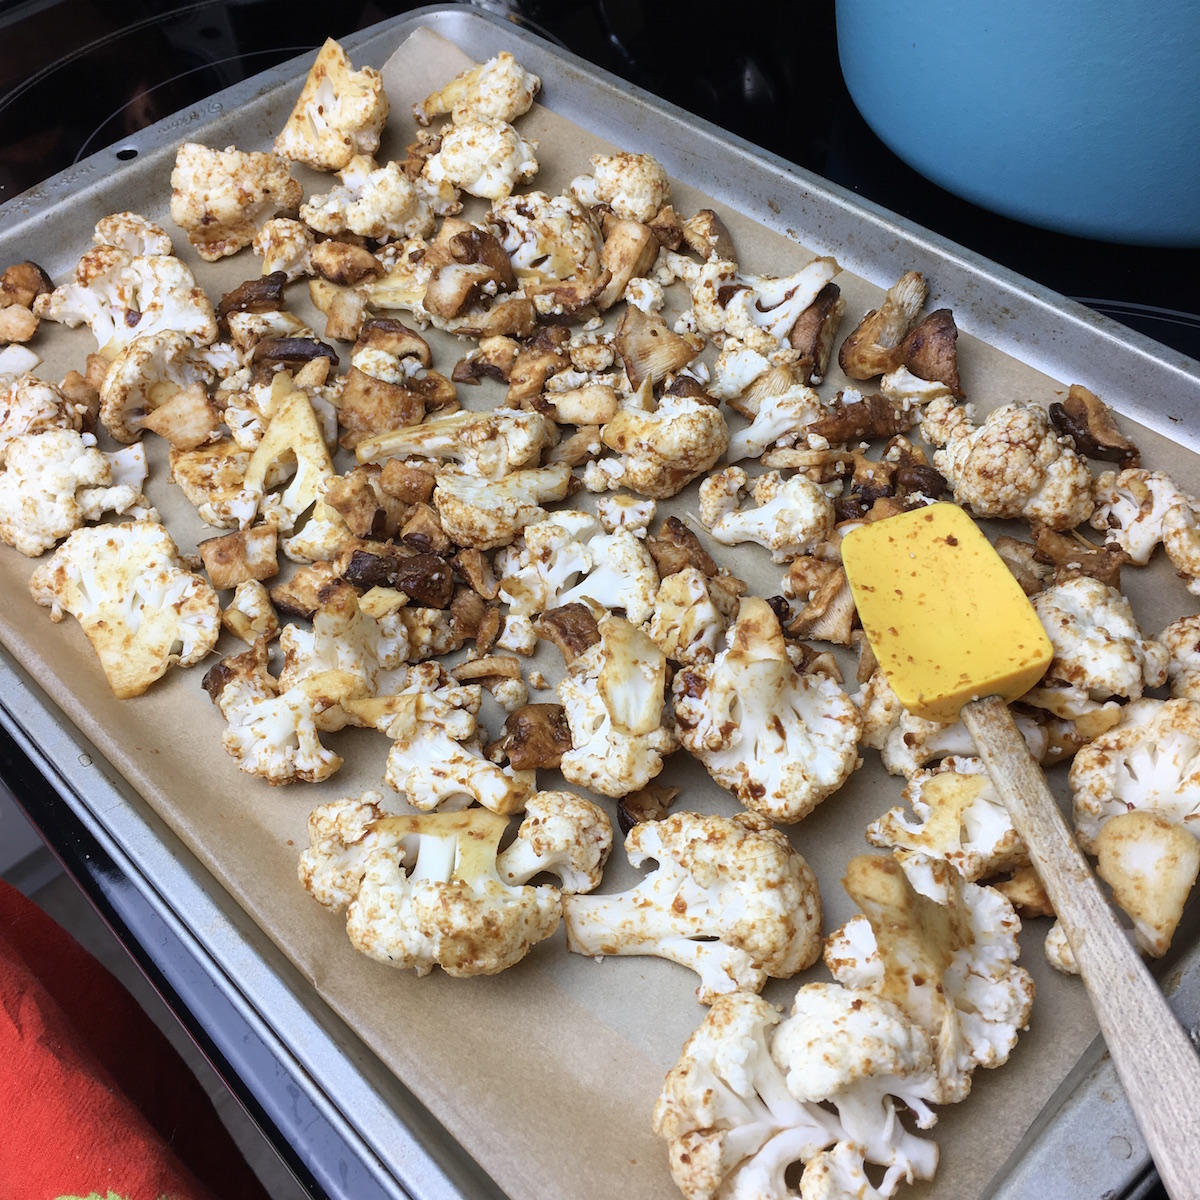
left=2, top=23, right=1198, bottom=1200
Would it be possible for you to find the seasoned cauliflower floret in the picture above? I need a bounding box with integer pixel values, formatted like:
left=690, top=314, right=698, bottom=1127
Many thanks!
left=698, top=466, right=835, bottom=562
left=93, top=211, right=174, bottom=256
left=1161, top=615, right=1200, bottom=701
left=674, top=597, right=861, bottom=823
left=29, top=521, right=219, bottom=699
left=252, top=218, right=315, bottom=281
left=301, top=156, right=435, bottom=242
left=1089, top=467, right=1199, bottom=576
left=432, top=463, right=574, bottom=551
left=0, top=374, right=85, bottom=465
left=570, top=151, right=670, bottom=222
left=496, top=790, right=613, bottom=894
left=422, top=118, right=538, bottom=201
left=414, top=51, right=541, bottom=126
left=487, top=191, right=603, bottom=281
left=274, top=38, right=388, bottom=171
left=169, top=142, right=303, bottom=262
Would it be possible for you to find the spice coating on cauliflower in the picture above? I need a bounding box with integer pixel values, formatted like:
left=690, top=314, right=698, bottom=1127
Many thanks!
left=414, top=51, right=541, bottom=126
left=29, top=521, right=219, bottom=699
left=570, top=152, right=671, bottom=222
left=698, top=467, right=835, bottom=562
left=496, top=790, right=613, bottom=893
left=564, top=809, right=822, bottom=1002
left=301, top=157, right=435, bottom=242
left=0, top=374, right=85, bottom=465
left=675, top=597, right=862, bottom=822
left=422, top=118, right=538, bottom=201
left=1161, top=615, right=1200, bottom=701
left=487, top=191, right=603, bottom=281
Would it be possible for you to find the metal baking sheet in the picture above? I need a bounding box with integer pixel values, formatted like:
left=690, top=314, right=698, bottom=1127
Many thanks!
left=2, top=7, right=1198, bottom=1200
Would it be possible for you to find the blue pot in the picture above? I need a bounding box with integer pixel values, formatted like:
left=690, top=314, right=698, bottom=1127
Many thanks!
left=835, top=0, right=1200, bottom=246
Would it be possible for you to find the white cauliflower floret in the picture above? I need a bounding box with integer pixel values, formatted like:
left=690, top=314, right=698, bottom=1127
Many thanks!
left=169, top=440, right=258, bottom=529
left=0, top=430, right=151, bottom=556
left=880, top=365, right=956, bottom=409
left=599, top=391, right=729, bottom=499
left=595, top=492, right=656, bottom=535
left=422, top=118, right=538, bottom=201
left=824, top=853, right=1035, bottom=1104
left=300, top=795, right=561, bottom=976
left=252, top=218, right=315, bottom=280
left=221, top=579, right=279, bottom=644
left=169, top=142, right=303, bottom=262
left=414, top=51, right=541, bottom=126
left=432, top=462, right=574, bottom=551
left=93, top=211, right=174, bottom=256
left=652, top=986, right=938, bottom=1200
left=496, top=790, right=612, bottom=893
left=487, top=191, right=603, bottom=281
left=867, top=756, right=1029, bottom=882
left=0, top=374, right=85, bottom=465
left=33, top=244, right=217, bottom=357
left=726, top=383, right=823, bottom=463
left=1069, top=698, right=1200, bottom=852
left=570, top=151, right=670, bottom=222
left=624, top=276, right=664, bottom=313
left=301, top=156, right=435, bottom=242
left=564, top=809, right=821, bottom=1002
left=674, top=597, right=861, bottom=823
left=28, top=521, right=219, bottom=699
left=556, top=527, right=659, bottom=624
left=647, top=565, right=734, bottom=666
left=1161, top=615, right=1200, bottom=701
left=929, top=401, right=1093, bottom=530
left=698, top=467, right=835, bottom=562
left=1021, top=575, right=1168, bottom=723
left=557, top=613, right=679, bottom=798
left=366, top=662, right=535, bottom=814
left=274, top=38, right=388, bottom=171
left=1090, top=467, right=1198, bottom=572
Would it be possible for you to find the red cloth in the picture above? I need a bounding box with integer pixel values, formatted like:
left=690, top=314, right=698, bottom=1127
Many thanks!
left=0, top=878, right=271, bottom=1200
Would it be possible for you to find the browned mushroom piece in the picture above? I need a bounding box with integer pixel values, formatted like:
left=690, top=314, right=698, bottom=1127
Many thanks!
left=141, top=382, right=221, bottom=450
left=424, top=228, right=517, bottom=319
left=310, top=240, right=382, bottom=287
left=397, top=130, right=441, bottom=180
left=268, top=561, right=341, bottom=620
left=488, top=703, right=573, bottom=771
left=453, top=653, right=522, bottom=682
left=449, top=586, right=487, bottom=643
left=337, top=540, right=408, bottom=591
left=535, top=603, right=601, bottom=665
left=994, top=535, right=1053, bottom=596
left=505, top=326, right=572, bottom=405
left=680, top=208, right=736, bottom=261
left=531, top=384, right=619, bottom=426
left=445, top=293, right=537, bottom=339
left=994, top=865, right=1054, bottom=918
left=900, top=308, right=964, bottom=399
left=320, top=286, right=368, bottom=343
left=324, top=463, right=409, bottom=539
left=525, top=271, right=612, bottom=321
left=788, top=281, right=845, bottom=385
left=389, top=552, right=455, bottom=608
left=614, top=304, right=702, bottom=390
left=380, top=458, right=437, bottom=504
left=452, top=547, right=499, bottom=599
left=1049, top=383, right=1140, bottom=468
left=725, top=363, right=802, bottom=420
left=646, top=204, right=685, bottom=250
left=337, top=369, right=443, bottom=449
left=400, top=502, right=454, bottom=556
left=215, top=273, right=287, bottom=331
left=252, top=336, right=339, bottom=370
left=84, top=352, right=111, bottom=393
left=357, top=318, right=433, bottom=367
left=787, top=639, right=844, bottom=683
left=0, top=305, right=37, bottom=342
left=59, top=369, right=101, bottom=432
left=452, top=335, right=522, bottom=384
left=597, top=219, right=659, bottom=310
left=807, top=391, right=919, bottom=443
left=199, top=525, right=279, bottom=590
left=783, top=557, right=857, bottom=645
left=760, top=446, right=855, bottom=484
left=645, top=515, right=719, bottom=578
left=837, top=269, right=928, bottom=380
left=1030, top=521, right=1130, bottom=589
left=661, top=374, right=719, bottom=406
left=851, top=629, right=878, bottom=685
left=0, top=261, right=53, bottom=309
left=616, top=782, right=681, bottom=834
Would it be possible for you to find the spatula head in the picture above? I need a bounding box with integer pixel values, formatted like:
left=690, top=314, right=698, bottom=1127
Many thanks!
left=841, top=503, right=1052, bottom=722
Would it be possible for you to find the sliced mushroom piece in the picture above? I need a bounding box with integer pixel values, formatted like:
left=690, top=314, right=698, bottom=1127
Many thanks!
left=442, top=293, right=537, bottom=339
left=379, top=458, right=436, bottom=504
left=614, top=304, right=702, bottom=390
left=324, top=464, right=409, bottom=539
left=337, top=367, right=427, bottom=449
left=252, top=336, right=339, bottom=370
left=199, top=525, right=279, bottom=590
left=900, top=307, right=963, bottom=399
left=681, top=209, right=736, bottom=261
left=449, top=585, right=487, bottom=643
left=453, top=654, right=522, bottom=682
left=0, top=261, right=53, bottom=309
left=310, top=240, right=382, bottom=287
left=215, top=273, right=287, bottom=331
left=488, top=703, right=573, bottom=771
left=597, top=219, right=659, bottom=310
left=1030, top=521, right=1130, bottom=589
left=505, top=326, right=572, bottom=405
left=646, top=515, right=719, bottom=578
left=616, top=782, right=680, bottom=834
left=994, top=535, right=1053, bottom=596
left=807, top=391, right=919, bottom=442
left=545, top=425, right=603, bottom=466
left=851, top=629, right=878, bottom=685
left=785, top=561, right=856, bottom=645
left=59, top=369, right=101, bottom=433
left=476, top=605, right=502, bottom=653
left=390, top=551, right=455, bottom=608
left=400, top=501, right=455, bottom=556
left=788, top=281, right=844, bottom=385
left=319, top=286, right=368, bottom=343
left=453, top=547, right=499, bottom=599
left=141, top=381, right=221, bottom=450
left=268, top=560, right=341, bottom=620
left=646, top=205, right=685, bottom=250
left=534, top=384, right=618, bottom=425
left=838, top=269, right=928, bottom=380
left=338, top=541, right=409, bottom=592
left=1049, top=383, right=1140, bottom=468
left=527, top=271, right=612, bottom=320
left=536, top=602, right=601, bottom=665
left=452, top=335, right=521, bottom=384
left=424, top=229, right=517, bottom=319
left=356, top=318, right=433, bottom=367
left=725, top=363, right=803, bottom=420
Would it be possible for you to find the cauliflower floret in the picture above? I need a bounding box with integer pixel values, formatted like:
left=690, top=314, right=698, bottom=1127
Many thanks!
left=252, top=218, right=315, bottom=280
left=1090, top=467, right=1199, bottom=578
left=557, top=613, right=679, bottom=798
left=33, top=244, right=217, bottom=357
left=570, top=152, right=670, bottom=222
left=1161, top=615, right=1200, bottom=701
left=564, top=809, right=822, bottom=1002
left=698, top=467, right=835, bottom=562
left=29, top=521, right=219, bottom=699
left=726, top=383, right=824, bottom=463
left=486, top=191, right=603, bottom=281
left=301, top=156, right=435, bottom=242
left=0, top=430, right=152, bottom=556
left=1069, top=698, right=1200, bottom=852
left=1021, top=575, right=1168, bottom=724
left=624, top=276, right=664, bottom=313
left=867, top=756, right=1029, bottom=882
left=824, top=853, right=1035, bottom=1104
left=496, top=790, right=612, bottom=893
left=93, top=211, right=174, bottom=256
left=414, top=51, right=541, bottom=126
left=274, top=38, right=388, bottom=171
left=929, top=401, right=1093, bottom=530
left=221, top=578, right=279, bottom=644
left=595, top=492, right=656, bottom=535
left=646, top=565, right=736, bottom=666
left=0, top=374, right=85, bottom=465
left=169, top=440, right=258, bottom=530
left=422, top=118, right=538, bottom=202
left=169, top=142, right=303, bottom=262
left=432, top=462, right=575, bottom=551
left=674, top=597, right=861, bottom=822
left=599, top=391, right=729, bottom=500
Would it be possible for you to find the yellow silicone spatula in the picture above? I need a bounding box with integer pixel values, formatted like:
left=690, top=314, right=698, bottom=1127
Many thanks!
left=842, top=502, right=1200, bottom=1200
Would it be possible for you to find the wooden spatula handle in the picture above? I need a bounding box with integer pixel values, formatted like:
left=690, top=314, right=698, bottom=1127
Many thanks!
left=961, top=695, right=1200, bottom=1200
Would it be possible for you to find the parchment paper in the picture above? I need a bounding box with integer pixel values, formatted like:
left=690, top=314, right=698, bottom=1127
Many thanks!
left=1, top=22, right=1197, bottom=1200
